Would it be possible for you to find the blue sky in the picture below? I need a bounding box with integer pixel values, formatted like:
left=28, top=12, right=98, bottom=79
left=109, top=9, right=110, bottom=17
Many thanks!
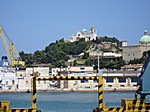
left=0, top=0, right=150, bottom=58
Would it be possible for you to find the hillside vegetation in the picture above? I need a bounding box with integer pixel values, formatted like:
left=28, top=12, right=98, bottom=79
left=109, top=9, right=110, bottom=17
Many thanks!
left=19, top=36, right=140, bottom=69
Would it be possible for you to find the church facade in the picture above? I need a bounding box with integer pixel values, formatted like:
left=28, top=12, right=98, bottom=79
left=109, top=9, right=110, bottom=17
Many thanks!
left=70, top=26, right=97, bottom=42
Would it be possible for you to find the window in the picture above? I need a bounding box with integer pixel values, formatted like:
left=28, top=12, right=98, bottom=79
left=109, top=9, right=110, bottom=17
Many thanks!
left=6, top=81, right=8, bottom=85
left=118, top=78, right=126, bottom=83
left=93, top=80, right=98, bottom=83
left=12, top=80, right=15, bottom=85
left=44, top=80, right=46, bottom=84
left=131, top=77, right=139, bottom=82
left=106, top=77, right=114, bottom=83
left=80, top=67, right=85, bottom=70
left=81, top=80, right=88, bottom=83
left=26, top=81, right=28, bottom=84
left=108, top=85, right=112, bottom=87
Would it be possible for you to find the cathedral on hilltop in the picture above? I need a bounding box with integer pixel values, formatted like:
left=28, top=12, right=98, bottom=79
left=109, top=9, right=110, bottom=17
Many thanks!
left=70, top=26, right=97, bottom=42
left=123, top=30, right=150, bottom=62
left=70, top=26, right=150, bottom=62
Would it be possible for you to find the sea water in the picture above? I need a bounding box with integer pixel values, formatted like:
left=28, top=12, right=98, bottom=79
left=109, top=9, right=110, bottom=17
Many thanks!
left=0, top=92, right=135, bottom=112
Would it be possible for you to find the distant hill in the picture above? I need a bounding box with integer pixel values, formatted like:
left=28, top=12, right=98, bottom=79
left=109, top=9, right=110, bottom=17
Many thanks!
left=19, top=36, right=125, bottom=69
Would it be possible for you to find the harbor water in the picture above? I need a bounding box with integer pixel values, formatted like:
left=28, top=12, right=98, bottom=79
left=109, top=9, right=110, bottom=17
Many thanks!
left=0, top=92, right=135, bottom=112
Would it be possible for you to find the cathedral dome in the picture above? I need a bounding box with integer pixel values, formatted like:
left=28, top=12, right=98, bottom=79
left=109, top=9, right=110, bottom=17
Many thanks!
left=139, top=30, right=150, bottom=43
left=82, top=28, right=86, bottom=32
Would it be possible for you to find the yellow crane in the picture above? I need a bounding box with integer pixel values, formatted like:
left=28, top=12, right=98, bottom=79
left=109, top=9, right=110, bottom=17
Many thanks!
left=0, top=25, right=25, bottom=67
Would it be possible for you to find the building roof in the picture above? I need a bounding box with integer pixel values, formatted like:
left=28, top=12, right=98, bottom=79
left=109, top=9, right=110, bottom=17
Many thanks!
left=139, top=30, right=150, bottom=43
left=82, top=28, right=86, bottom=32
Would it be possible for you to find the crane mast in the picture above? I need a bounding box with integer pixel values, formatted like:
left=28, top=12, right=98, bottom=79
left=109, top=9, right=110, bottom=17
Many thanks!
left=0, top=25, right=25, bottom=67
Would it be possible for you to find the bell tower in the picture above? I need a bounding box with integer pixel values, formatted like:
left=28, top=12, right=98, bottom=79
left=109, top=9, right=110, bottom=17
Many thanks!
left=90, top=26, right=97, bottom=41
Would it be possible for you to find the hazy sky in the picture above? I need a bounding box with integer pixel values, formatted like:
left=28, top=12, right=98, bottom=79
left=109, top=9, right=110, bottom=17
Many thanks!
left=0, top=0, right=150, bottom=58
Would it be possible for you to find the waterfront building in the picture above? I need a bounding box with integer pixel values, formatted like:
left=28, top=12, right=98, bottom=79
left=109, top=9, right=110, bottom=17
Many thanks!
left=18, top=76, right=51, bottom=91
left=0, top=65, right=142, bottom=92
left=102, top=65, right=141, bottom=91
left=123, top=30, right=150, bottom=62
left=0, top=67, right=18, bottom=91
left=55, top=65, right=141, bottom=91
left=0, top=66, right=57, bottom=92
left=17, top=67, right=51, bottom=91
left=25, top=67, right=49, bottom=77
left=52, top=66, right=93, bottom=76
left=57, top=70, right=140, bottom=91
left=66, top=72, right=97, bottom=90
left=51, top=67, right=69, bottom=76
left=102, top=71, right=140, bottom=91
left=18, top=76, right=32, bottom=91
left=68, top=66, right=93, bottom=73
left=16, top=68, right=26, bottom=77
left=54, top=66, right=95, bottom=89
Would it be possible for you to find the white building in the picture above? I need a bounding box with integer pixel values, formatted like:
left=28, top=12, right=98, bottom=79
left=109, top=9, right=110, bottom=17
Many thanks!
left=0, top=67, right=18, bottom=91
left=57, top=71, right=140, bottom=91
left=66, top=72, right=97, bottom=90
left=69, top=66, right=93, bottom=73
left=52, top=66, right=140, bottom=91
left=102, top=71, right=140, bottom=91
left=89, top=51, right=122, bottom=57
left=52, top=66, right=94, bottom=76
left=121, top=40, right=127, bottom=47
left=70, top=26, right=97, bottom=42
left=52, top=67, right=69, bottom=76
left=103, top=52, right=122, bottom=57
left=25, top=67, right=49, bottom=77
left=18, top=76, right=51, bottom=91
left=17, top=67, right=52, bottom=92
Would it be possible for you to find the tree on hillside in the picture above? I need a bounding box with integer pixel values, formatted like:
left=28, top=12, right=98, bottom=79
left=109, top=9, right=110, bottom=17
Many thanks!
left=19, top=51, right=34, bottom=66
left=94, top=36, right=119, bottom=43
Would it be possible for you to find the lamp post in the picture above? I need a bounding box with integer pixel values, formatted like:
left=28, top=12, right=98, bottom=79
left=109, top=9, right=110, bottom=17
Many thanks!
left=97, top=46, right=103, bottom=76
left=98, top=51, right=100, bottom=73
left=97, top=47, right=100, bottom=74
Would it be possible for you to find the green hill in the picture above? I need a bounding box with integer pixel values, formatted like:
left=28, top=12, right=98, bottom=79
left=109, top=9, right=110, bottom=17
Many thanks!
left=20, top=36, right=125, bottom=69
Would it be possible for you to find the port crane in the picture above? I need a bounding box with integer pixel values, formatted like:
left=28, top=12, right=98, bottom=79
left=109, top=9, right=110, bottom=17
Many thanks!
left=0, top=25, right=25, bottom=67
